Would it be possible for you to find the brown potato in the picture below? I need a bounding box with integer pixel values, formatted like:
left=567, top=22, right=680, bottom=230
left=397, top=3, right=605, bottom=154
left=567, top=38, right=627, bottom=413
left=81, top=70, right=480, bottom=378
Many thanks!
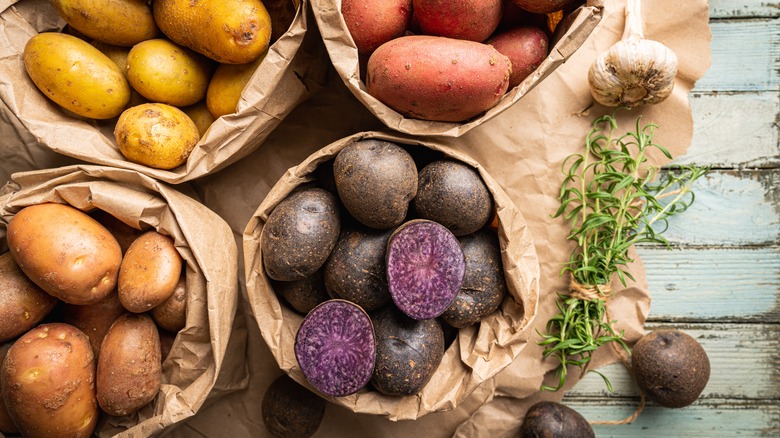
left=1, top=323, right=98, bottom=438
left=118, top=231, right=183, bottom=313
left=61, top=292, right=127, bottom=359
left=0, top=252, right=59, bottom=343
left=97, top=313, right=161, bottom=416
left=6, top=203, right=123, bottom=305
left=153, top=0, right=272, bottom=64
left=89, top=209, right=143, bottom=254
left=366, top=35, right=512, bottom=122
left=150, top=275, right=187, bottom=332
left=0, top=343, right=17, bottom=434
left=51, top=0, right=159, bottom=47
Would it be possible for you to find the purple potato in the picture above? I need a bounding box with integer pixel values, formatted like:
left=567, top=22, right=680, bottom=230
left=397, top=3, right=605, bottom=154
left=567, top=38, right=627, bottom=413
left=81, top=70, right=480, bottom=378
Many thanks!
left=371, top=306, right=445, bottom=395
left=274, top=270, right=331, bottom=315
left=262, top=374, right=326, bottom=438
left=412, top=160, right=493, bottom=236
left=333, top=139, right=418, bottom=230
left=262, top=188, right=341, bottom=281
left=324, top=227, right=393, bottom=312
left=520, top=401, right=594, bottom=438
left=441, top=229, right=507, bottom=328
left=294, top=300, right=376, bottom=397
left=386, top=220, right=465, bottom=320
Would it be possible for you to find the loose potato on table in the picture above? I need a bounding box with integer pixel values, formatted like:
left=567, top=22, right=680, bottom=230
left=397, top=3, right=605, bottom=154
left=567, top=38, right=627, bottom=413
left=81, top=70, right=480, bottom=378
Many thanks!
left=50, top=0, right=158, bottom=47
left=118, top=231, right=183, bottom=313
left=1, top=323, right=98, bottom=438
left=22, top=32, right=131, bottom=119
left=6, top=203, right=123, bottom=305
left=0, top=252, right=58, bottom=343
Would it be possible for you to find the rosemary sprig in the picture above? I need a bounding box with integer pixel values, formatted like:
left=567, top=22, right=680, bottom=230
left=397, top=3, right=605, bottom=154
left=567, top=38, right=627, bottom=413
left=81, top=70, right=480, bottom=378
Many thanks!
left=539, top=111, right=709, bottom=392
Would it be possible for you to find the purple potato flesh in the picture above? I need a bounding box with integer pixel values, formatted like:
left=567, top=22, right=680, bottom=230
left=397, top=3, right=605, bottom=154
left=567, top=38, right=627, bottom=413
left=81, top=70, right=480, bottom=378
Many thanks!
left=294, top=300, right=376, bottom=397
left=386, top=220, right=465, bottom=320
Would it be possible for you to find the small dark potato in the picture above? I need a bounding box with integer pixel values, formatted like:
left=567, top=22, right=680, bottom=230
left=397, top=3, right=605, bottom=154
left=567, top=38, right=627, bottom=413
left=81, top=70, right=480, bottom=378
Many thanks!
left=371, top=306, right=445, bottom=395
left=61, top=291, right=127, bottom=359
left=90, top=209, right=143, bottom=254
left=0, top=252, right=59, bottom=343
left=151, top=275, right=187, bottom=332
left=520, top=401, right=594, bottom=438
left=441, top=230, right=507, bottom=328
left=273, top=271, right=330, bottom=315
left=323, top=227, right=393, bottom=312
left=262, top=374, right=326, bottom=438
left=97, top=313, right=162, bottom=417
left=631, top=329, right=711, bottom=408
left=262, top=188, right=341, bottom=281
left=333, top=140, right=418, bottom=230
left=413, top=160, right=493, bottom=236
left=511, top=0, right=575, bottom=14
left=0, top=343, right=17, bottom=434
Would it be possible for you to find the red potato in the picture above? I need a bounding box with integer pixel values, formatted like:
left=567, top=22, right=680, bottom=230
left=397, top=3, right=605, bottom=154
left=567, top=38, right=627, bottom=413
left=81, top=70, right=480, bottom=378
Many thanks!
left=413, top=0, right=503, bottom=42
left=342, top=0, right=413, bottom=55
left=1, top=323, right=98, bottom=438
left=366, top=35, right=512, bottom=122
left=486, top=26, right=549, bottom=88
left=0, top=252, right=58, bottom=343
left=511, top=0, right=575, bottom=14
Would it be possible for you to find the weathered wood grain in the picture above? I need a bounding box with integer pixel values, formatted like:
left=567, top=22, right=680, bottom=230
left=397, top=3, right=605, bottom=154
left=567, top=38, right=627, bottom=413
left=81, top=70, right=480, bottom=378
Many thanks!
left=709, top=1, right=780, bottom=19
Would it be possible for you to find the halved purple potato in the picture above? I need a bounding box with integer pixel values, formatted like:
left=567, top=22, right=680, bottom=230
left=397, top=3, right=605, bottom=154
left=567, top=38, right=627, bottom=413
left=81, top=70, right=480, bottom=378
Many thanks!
left=371, top=306, right=445, bottom=395
left=262, top=374, right=326, bottom=438
left=273, top=270, right=330, bottom=315
left=413, top=159, right=494, bottom=236
left=294, top=300, right=376, bottom=397
left=441, top=229, right=508, bottom=328
left=386, top=220, right=465, bottom=320
left=324, top=227, right=393, bottom=312
left=262, top=188, right=341, bottom=281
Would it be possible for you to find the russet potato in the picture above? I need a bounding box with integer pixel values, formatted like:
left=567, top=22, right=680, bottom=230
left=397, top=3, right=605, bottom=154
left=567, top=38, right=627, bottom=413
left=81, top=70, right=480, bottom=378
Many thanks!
left=0, top=252, right=58, bottom=343
left=118, top=231, right=183, bottom=313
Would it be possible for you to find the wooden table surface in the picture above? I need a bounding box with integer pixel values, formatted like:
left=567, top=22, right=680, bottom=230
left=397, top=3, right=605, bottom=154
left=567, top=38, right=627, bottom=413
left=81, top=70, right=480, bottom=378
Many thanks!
left=562, top=1, right=780, bottom=436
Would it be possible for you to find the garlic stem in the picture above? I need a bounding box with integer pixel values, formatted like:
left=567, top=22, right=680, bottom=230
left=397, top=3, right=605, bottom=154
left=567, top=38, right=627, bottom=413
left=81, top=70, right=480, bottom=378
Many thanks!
left=623, top=0, right=645, bottom=41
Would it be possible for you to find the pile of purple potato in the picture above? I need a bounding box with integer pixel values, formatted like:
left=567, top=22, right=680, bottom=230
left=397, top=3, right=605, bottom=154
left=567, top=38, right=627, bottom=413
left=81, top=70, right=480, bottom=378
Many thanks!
left=261, top=139, right=508, bottom=398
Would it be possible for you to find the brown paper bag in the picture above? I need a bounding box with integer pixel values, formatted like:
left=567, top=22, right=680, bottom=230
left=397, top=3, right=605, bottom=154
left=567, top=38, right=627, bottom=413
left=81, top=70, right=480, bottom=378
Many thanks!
left=310, top=0, right=604, bottom=137
left=243, top=130, right=541, bottom=421
left=0, top=0, right=329, bottom=184
left=0, top=164, right=242, bottom=436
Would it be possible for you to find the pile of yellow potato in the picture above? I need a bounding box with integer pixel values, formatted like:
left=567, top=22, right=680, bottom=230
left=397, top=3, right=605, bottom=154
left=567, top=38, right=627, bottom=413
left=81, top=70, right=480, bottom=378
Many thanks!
left=22, top=0, right=295, bottom=170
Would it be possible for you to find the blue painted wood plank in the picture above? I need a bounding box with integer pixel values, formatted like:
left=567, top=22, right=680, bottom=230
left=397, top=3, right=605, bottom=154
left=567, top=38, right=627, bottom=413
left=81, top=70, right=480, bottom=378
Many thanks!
left=709, top=1, right=780, bottom=18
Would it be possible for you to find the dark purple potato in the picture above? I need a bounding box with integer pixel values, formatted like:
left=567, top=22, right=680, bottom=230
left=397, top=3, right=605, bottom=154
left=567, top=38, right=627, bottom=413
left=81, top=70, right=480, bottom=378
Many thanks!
left=441, top=230, right=507, bottom=328
left=371, top=306, right=445, bottom=395
left=333, top=139, right=418, bottom=230
left=412, top=160, right=494, bottom=236
left=274, top=270, right=331, bottom=315
left=294, top=300, right=376, bottom=397
left=519, top=401, right=594, bottom=438
left=386, top=220, right=465, bottom=320
left=262, top=374, right=327, bottom=438
left=631, top=329, right=711, bottom=408
left=323, top=227, right=393, bottom=312
left=262, top=188, right=341, bottom=281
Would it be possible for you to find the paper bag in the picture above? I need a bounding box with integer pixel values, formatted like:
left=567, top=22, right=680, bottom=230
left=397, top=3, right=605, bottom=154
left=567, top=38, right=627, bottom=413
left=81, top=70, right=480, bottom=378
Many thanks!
left=243, top=130, right=541, bottom=421
left=310, top=0, right=604, bottom=137
left=0, top=0, right=329, bottom=184
left=0, top=164, right=242, bottom=436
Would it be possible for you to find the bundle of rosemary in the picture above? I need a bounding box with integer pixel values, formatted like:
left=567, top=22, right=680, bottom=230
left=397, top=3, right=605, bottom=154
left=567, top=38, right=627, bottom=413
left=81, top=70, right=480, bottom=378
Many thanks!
left=539, top=112, right=708, bottom=392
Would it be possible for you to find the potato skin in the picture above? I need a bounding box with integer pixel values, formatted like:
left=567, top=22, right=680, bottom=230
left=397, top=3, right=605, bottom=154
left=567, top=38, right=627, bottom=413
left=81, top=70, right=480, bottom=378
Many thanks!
left=96, top=313, right=161, bottom=416
left=342, top=0, right=413, bottom=55
left=520, top=401, right=594, bottom=438
left=61, top=292, right=126, bottom=359
left=51, top=0, right=158, bottom=47
left=366, top=35, right=512, bottom=122
left=23, top=32, right=130, bottom=119
left=150, top=275, right=187, bottom=332
left=0, top=252, right=59, bottom=343
left=153, top=0, right=272, bottom=64
left=127, top=39, right=214, bottom=107
left=6, top=203, right=123, bottom=305
left=486, top=26, right=549, bottom=88
left=181, top=101, right=217, bottom=137
left=1, top=323, right=98, bottom=438
left=414, top=0, right=502, bottom=42
left=511, top=0, right=575, bottom=14
left=114, top=103, right=200, bottom=170
left=118, top=231, right=183, bottom=313
left=0, top=344, right=18, bottom=434
left=206, top=54, right=266, bottom=118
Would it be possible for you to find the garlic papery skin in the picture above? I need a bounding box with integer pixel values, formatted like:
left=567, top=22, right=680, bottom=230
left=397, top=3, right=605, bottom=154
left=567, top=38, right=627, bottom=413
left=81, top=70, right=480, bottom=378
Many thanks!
left=588, top=36, right=678, bottom=108
left=587, top=0, right=679, bottom=108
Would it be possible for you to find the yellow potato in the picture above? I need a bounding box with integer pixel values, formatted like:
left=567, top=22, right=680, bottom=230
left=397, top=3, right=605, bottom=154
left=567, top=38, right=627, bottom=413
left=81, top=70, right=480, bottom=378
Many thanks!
left=153, top=0, right=272, bottom=64
left=1, top=323, right=98, bottom=438
left=23, top=32, right=130, bottom=119
left=114, top=103, right=200, bottom=170
left=118, top=231, right=183, bottom=313
left=51, top=0, right=158, bottom=47
left=126, top=39, right=214, bottom=107
left=206, top=53, right=266, bottom=118
left=181, top=100, right=216, bottom=137
left=6, top=203, right=123, bottom=305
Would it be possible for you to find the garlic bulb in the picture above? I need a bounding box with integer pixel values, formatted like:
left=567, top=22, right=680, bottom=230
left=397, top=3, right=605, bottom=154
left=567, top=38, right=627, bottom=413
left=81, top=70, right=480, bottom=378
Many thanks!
left=588, top=0, right=678, bottom=108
